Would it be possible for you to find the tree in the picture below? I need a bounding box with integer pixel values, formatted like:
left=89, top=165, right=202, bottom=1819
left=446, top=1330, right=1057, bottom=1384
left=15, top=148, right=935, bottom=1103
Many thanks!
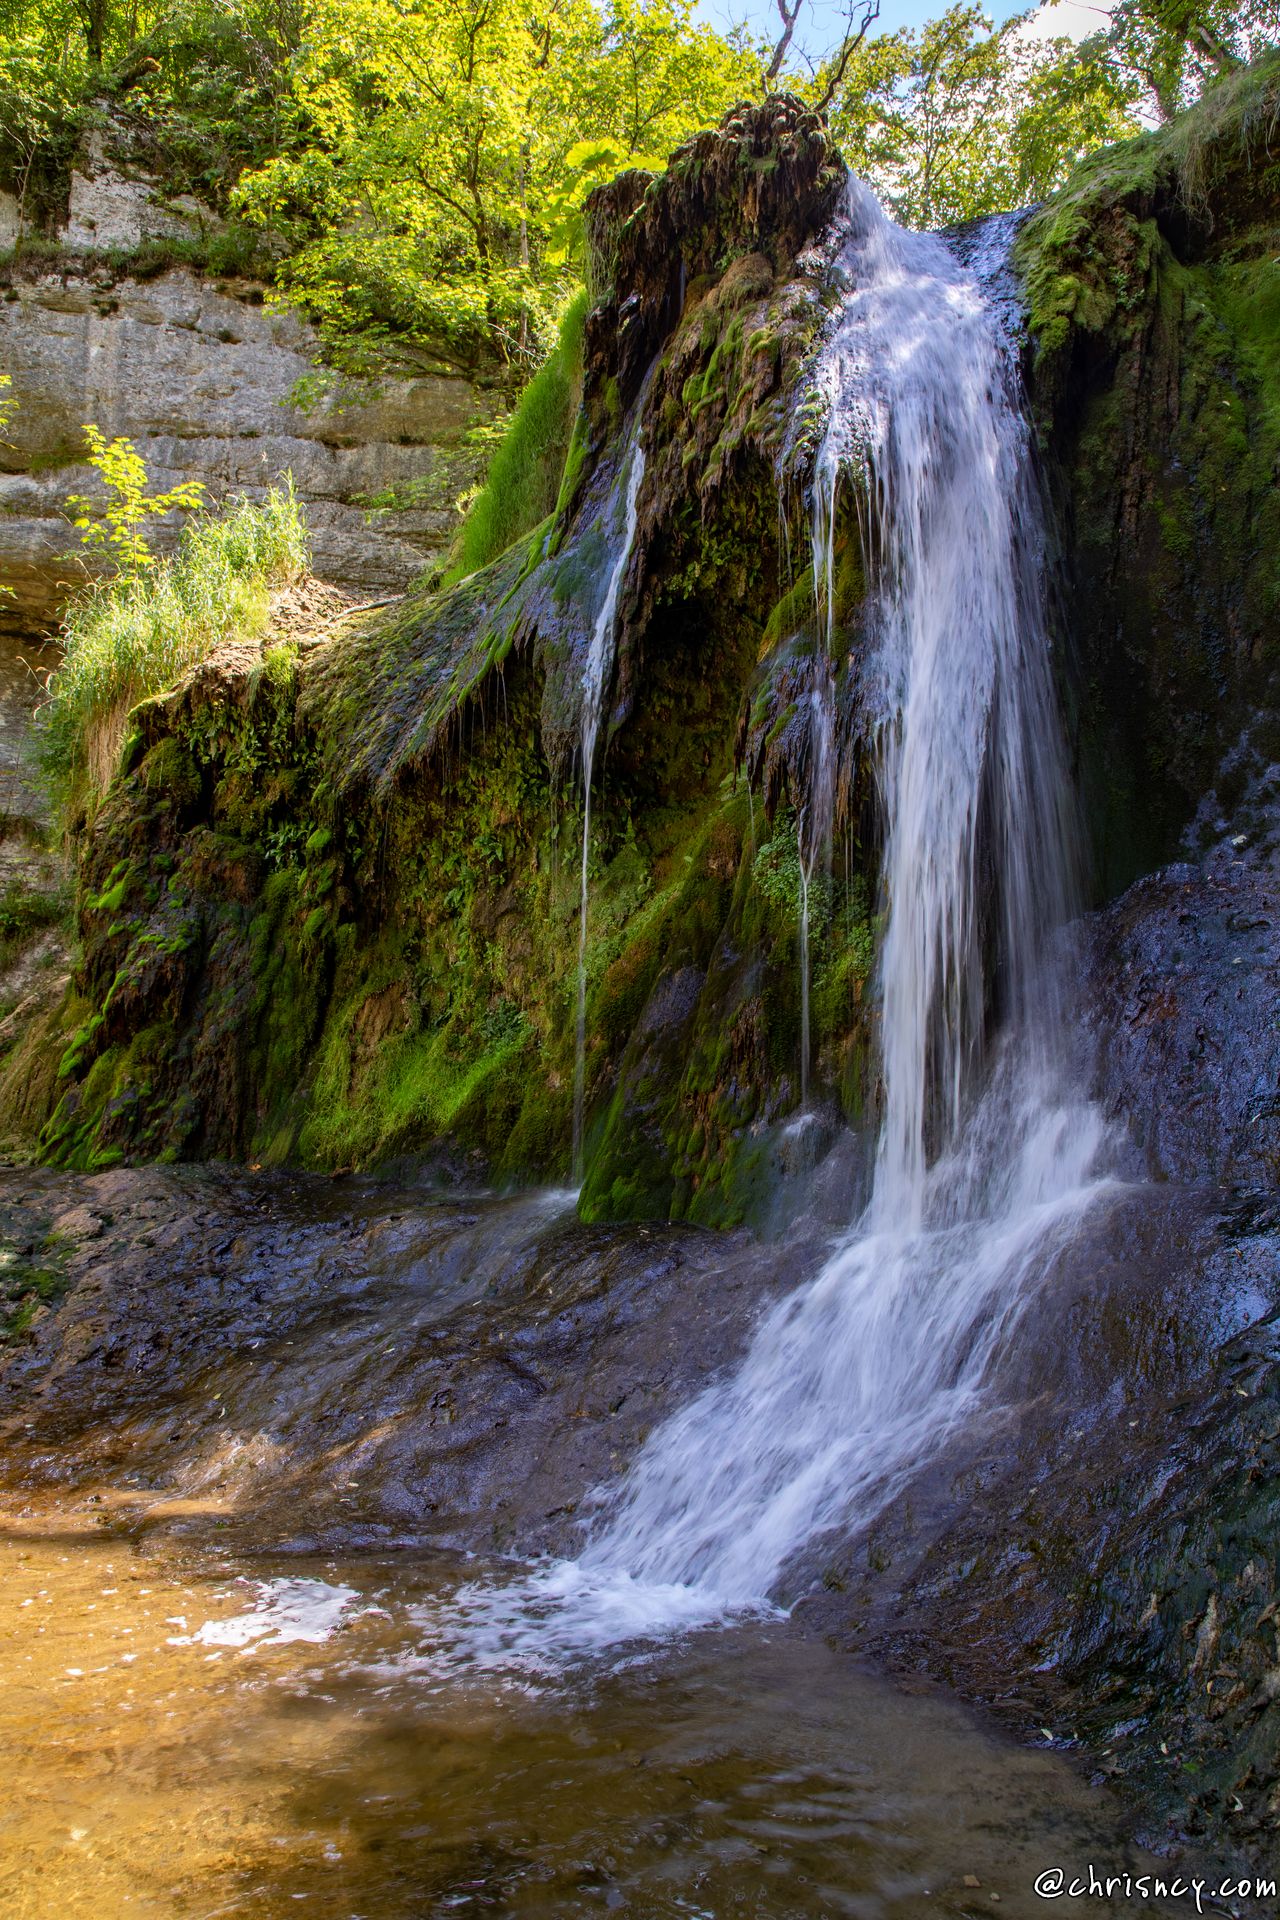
left=0, top=0, right=1232, bottom=388
left=229, top=0, right=761, bottom=379
left=1101, top=0, right=1274, bottom=121
left=66, top=426, right=206, bottom=574
left=820, top=5, right=1141, bottom=229
left=0, top=34, right=84, bottom=242
left=75, top=0, right=110, bottom=67
left=1005, top=30, right=1142, bottom=205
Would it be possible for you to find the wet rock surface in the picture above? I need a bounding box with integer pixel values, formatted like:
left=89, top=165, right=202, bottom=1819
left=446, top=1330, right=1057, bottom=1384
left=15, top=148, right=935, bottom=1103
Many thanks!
left=584, top=94, right=840, bottom=407
left=1082, top=812, right=1280, bottom=1189
left=0, top=1165, right=808, bottom=1559
left=798, top=1181, right=1280, bottom=1861
left=30, top=72, right=1279, bottom=1228
left=2, top=1163, right=1276, bottom=1882
left=0, top=631, right=72, bottom=1151
left=797, top=806, right=1280, bottom=1859
left=1018, top=51, right=1280, bottom=899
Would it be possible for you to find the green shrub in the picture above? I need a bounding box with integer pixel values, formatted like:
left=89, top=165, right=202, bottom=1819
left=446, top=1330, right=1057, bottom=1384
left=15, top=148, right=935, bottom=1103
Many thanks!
left=44, top=481, right=309, bottom=807
left=446, top=288, right=589, bottom=582
left=103, top=223, right=276, bottom=282
left=0, top=879, right=65, bottom=978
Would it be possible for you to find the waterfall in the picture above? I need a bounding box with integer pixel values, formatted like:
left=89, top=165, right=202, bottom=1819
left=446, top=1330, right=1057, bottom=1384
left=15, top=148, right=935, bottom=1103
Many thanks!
left=812, top=178, right=1081, bottom=1221
left=572, top=435, right=646, bottom=1183
left=426, top=179, right=1110, bottom=1670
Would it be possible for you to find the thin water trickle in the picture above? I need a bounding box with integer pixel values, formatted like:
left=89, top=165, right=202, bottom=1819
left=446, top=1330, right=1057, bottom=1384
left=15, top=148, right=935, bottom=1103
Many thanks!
left=572, top=433, right=646, bottom=1182
left=797, top=663, right=835, bottom=1108
left=434, top=175, right=1111, bottom=1665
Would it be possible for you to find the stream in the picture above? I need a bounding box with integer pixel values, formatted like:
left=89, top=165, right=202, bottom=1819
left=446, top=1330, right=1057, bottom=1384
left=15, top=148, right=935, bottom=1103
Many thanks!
left=0, top=1165, right=1265, bottom=1916
left=0, top=1424, right=1197, bottom=1920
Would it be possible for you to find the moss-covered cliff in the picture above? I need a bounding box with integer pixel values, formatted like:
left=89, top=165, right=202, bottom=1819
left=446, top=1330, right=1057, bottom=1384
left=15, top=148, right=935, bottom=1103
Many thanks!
left=1016, top=52, right=1280, bottom=899
left=23, top=64, right=1280, bottom=1214
left=34, top=98, right=882, bottom=1221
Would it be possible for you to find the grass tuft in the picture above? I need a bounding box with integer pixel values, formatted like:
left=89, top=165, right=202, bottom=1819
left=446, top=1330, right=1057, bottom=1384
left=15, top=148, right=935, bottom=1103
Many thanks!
left=43, top=483, right=309, bottom=807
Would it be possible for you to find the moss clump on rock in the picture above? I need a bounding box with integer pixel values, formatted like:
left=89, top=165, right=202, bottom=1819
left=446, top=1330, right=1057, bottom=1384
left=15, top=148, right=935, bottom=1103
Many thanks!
left=33, top=97, right=881, bottom=1220
left=446, top=289, right=591, bottom=584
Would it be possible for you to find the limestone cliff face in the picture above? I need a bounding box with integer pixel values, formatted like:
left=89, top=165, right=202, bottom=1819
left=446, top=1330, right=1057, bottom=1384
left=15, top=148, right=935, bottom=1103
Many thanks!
left=0, top=152, right=492, bottom=634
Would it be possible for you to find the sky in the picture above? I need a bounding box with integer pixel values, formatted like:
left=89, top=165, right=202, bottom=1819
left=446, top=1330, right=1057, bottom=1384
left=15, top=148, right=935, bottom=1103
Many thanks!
left=699, top=0, right=1117, bottom=63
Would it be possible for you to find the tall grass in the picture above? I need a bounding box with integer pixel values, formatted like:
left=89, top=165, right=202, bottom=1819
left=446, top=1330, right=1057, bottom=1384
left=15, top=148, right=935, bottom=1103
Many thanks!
left=45, top=483, right=309, bottom=805
left=1166, top=45, right=1280, bottom=218
left=447, top=288, right=589, bottom=583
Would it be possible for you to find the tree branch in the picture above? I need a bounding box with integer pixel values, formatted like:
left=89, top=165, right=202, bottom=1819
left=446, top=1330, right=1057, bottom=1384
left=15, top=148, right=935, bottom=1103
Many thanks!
left=765, top=0, right=804, bottom=88
left=815, top=0, right=881, bottom=114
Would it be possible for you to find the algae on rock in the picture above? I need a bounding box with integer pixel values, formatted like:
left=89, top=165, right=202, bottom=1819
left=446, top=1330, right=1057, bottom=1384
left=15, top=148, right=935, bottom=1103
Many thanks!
left=34, top=68, right=1280, bottom=1223
left=38, top=97, right=882, bottom=1223
left=1015, top=51, right=1280, bottom=898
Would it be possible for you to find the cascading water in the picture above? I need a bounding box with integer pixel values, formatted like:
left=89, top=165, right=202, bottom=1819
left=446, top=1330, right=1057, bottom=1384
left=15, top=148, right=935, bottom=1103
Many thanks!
left=813, top=177, right=1084, bottom=1221
left=572, top=434, right=646, bottom=1183
left=793, top=388, right=844, bottom=1112
left=427, top=177, right=1111, bottom=1671
left=796, top=662, right=835, bottom=1109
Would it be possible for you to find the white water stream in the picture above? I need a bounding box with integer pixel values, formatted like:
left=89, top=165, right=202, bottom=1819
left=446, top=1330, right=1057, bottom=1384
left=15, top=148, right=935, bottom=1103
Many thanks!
left=796, top=662, right=835, bottom=1109
left=428, top=177, right=1110, bottom=1674
left=572, top=435, right=646, bottom=1182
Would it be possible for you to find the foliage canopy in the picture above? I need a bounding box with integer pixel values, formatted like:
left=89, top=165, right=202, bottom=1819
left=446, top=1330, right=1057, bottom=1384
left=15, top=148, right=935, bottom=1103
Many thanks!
left=0, top=0, right=1274, bottom=389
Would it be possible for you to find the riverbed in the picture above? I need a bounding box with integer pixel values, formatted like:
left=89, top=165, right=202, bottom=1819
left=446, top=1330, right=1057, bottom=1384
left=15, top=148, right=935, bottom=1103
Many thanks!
left=3, top=1166, right=1267, bottom=1916
left=1, top=1494, right=1197, bottom=1919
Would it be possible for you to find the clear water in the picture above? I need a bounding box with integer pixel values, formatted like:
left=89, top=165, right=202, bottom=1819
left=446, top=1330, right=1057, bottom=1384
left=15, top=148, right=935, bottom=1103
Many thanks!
left=0, top=1517, right=1196, bottom=1918
left=796, top=659, right=835, bottom=1109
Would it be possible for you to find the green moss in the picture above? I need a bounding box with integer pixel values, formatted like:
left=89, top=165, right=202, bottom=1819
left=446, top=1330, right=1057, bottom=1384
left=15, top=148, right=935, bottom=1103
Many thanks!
left=139, top=737, right=202, bottom=808
left=304, top=539, right=536, bottom=798
left=0, top=1224, right=72, bottom=1344
left=298, top=969, right=536, bottom=1170
left=1017, top=52, right=1280, bottom=368
left=37, top=154, right=881, bottom=1216
left=447, top=289, right=590, bottom=582
left=83, top=861, right=133, bottom=916
left=553, top=408, right=592, bottom=525
left=1011, top=54, right=1280, bottom=898
left=762, top=568, right=815, bottom=651
left=261, top=638, right=300, bottom=691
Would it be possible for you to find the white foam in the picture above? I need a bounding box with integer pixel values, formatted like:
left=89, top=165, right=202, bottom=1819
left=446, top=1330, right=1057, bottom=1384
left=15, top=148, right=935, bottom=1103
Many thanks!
left=171, top=1577, right=359, bottom=1650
